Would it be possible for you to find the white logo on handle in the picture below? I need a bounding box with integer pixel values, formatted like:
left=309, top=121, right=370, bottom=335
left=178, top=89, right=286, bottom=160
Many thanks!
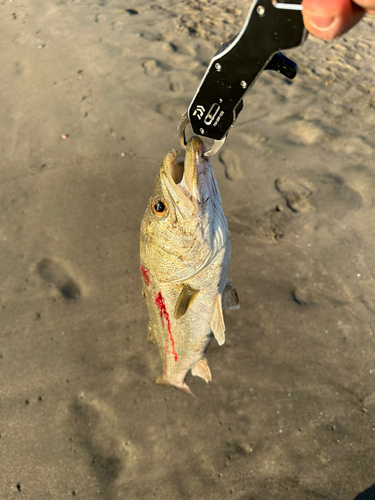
left=192, top=105, right=205, bottom=120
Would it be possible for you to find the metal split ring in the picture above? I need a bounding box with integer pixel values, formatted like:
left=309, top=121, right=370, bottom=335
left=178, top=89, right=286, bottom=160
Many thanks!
left=177, top=110, right=226, bottom=157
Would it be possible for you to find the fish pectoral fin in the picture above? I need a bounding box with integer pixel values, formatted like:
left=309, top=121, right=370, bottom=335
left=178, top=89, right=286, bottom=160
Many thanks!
left=174, top=284, right=200, bottom=320
left=191, top=358, right=212, bottom=383
left=222, top=279, right=240, bottom=310
left=211, top=295, right=226, bottom=346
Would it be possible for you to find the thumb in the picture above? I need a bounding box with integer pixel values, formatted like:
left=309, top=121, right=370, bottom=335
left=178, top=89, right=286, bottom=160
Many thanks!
left=302, top=0, right=365, bottom=40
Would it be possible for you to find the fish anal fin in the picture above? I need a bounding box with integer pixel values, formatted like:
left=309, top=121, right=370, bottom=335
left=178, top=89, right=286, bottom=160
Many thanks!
left=222, top=279, right=240, bottom=310
left=191, top=358, right=212, bottom=383
left=211, top=295, right=226, bottom=346
left=174, top=284, right=200, bottom=320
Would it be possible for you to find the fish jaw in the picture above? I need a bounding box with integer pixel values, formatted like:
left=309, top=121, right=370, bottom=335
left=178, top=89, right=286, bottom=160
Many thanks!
left=161, top=136, right=223, bottom=215
left=179, top=136, right=204, bottom=202
left=182, top=136, right=221, bottom=206
left=160, top=148, right=197, bottom=221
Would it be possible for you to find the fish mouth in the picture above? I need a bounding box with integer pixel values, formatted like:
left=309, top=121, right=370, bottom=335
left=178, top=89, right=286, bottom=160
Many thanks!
left=162, top=136, right=212, bottom=209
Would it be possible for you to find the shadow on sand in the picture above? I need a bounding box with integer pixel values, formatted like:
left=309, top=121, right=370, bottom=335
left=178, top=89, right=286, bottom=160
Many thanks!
left=354, top=485, right=375, bottom=500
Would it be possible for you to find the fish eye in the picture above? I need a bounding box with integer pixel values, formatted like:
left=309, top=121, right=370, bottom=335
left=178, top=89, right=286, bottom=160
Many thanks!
left=151, top=199, right=168, bottom=217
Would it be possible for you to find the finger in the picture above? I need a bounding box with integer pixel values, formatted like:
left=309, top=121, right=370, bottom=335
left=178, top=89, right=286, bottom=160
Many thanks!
left=302, top=0, right=365, bottom=40
left=353, top=0, right=375, bottom=11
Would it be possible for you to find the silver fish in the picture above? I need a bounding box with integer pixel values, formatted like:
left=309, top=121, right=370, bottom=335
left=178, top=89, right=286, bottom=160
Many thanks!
left=140, top=136, right=239, bottom=393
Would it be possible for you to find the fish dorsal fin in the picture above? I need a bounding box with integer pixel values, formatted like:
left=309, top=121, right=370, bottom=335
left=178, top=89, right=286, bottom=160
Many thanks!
left=222, top=280, right=240, bottom=310
left=174, top=284, right=200, bottom=320
left=211, top=295, right=225, bottom=346
left=191, top=358, right=212, bottom=383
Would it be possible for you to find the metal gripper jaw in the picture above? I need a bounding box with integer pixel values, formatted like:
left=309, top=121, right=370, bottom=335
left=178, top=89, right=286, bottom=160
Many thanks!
left=178, top=0, right=307, bottom=156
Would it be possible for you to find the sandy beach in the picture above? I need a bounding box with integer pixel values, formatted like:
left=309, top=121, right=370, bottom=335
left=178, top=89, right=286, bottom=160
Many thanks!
left=1, top=0, right=375, bottom=498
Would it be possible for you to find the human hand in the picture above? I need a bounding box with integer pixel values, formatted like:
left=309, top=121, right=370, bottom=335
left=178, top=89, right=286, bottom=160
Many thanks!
left=302, top=0, right=375, bottom=40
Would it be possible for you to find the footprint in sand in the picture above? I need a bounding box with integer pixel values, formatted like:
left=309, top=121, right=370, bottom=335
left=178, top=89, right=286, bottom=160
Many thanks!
left=70, top=399, right=122, bottom=488
left=279, top=115, right=340, bottom=146
left=157, top=97, right=190, bottom=121
left=292, top=275, right=352, bottom=308
left=332, top=135, right=375, bottom=156
left=140, top=30, right=164, bottom=42
left=289, top=120, right=325, bottom=145
left=292, top=287, right=316, bottom=306
left=275, top=178, right=313, bottom=213
left=141, top=59, right=162, bottom=77
left=168, top=74, right=184, bottom=93
left=70, top=394, right=138, bottom=489
left=219, top=149, right=244, bottom=181
left=37, top=258, right=81, bottom=299
left=312, top=173, right=362, bottom=217
left=344, top=164, right=375, bottom=206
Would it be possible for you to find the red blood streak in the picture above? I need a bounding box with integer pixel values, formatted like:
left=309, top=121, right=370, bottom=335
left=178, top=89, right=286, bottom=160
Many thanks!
left=140, top=265, right=150, bottom=286
left=153, top=291, right=178, bottom=374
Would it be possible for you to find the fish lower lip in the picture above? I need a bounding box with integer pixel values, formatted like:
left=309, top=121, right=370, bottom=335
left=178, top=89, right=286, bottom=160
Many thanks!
left=181, top=136, right=206, bottom=195
left=187, top=136, right=205, bottom=157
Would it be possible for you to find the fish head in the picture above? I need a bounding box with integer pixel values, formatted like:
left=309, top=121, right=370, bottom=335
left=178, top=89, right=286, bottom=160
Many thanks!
left=140, top=136, right=228, bottom=284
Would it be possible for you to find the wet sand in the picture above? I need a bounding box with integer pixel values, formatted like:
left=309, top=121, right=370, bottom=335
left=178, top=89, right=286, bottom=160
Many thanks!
left=1, top=1, right=375, bottom=499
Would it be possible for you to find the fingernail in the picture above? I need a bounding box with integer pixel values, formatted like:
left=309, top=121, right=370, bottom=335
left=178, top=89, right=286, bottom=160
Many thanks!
left=308, top=15, right=337, bottom=31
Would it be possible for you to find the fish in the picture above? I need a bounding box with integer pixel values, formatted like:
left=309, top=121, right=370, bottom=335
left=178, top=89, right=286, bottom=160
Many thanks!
left=140, top=136, right=239, bottom=394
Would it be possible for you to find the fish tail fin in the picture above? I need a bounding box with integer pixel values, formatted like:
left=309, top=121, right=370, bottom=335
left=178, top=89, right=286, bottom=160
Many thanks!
left=155, top=375, right=196, bottom=397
